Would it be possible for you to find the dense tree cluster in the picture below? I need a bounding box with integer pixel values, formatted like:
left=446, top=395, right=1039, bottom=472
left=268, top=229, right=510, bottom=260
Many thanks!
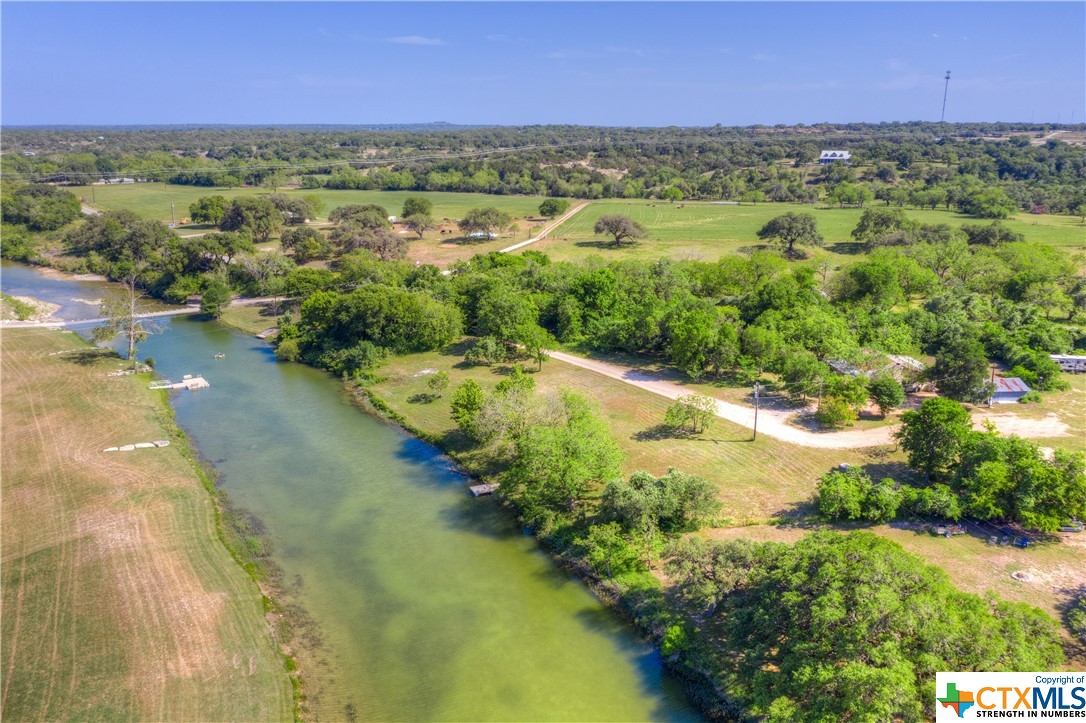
left=812, top=399, right=1085, bottom=531
left=665, top=531, right=1065, bottom=720
left=892, top=398, right=1086, bottom=531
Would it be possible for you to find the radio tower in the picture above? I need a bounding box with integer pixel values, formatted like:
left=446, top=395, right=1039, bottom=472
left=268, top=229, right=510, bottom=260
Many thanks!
left=940, top=70, right=951, bottom=122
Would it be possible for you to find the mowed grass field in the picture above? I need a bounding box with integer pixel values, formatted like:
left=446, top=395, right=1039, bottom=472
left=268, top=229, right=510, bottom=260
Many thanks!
left=370, top=342, right=889, bottom=523
left=79, top=183, right=545, bottom=224
left=533, top=199, right=1086, bottom=263
left=367, top=341, right=1085, bottom=637
left=1, top=330, right=292, bottom=721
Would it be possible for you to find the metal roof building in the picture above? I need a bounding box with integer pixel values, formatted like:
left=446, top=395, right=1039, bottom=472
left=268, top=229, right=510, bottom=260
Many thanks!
left=989, top=377, right=1031, bottom=404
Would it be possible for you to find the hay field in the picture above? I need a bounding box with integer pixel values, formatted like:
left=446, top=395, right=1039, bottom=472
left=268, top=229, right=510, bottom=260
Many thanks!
left=1, top=329, right=292, bottom=720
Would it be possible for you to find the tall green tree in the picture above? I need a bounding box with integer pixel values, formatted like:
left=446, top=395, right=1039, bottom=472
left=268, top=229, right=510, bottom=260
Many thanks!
left=538, top=198, right=570, bottom=217
left=458, top=207, right=511, bottom=239
left=933, top=335, right=991, bottom=403
left=593, top=214, right=646, bottom=246
left=755, top=212, right=823, bottom=258
left=401, top=196, right=433, bottom=218
left=219, top=196, right=280, bottom=242
left=867, top=371, right=905, bottom=417
left=574, top=522, right=641, bottom=579
left=689, top=532, right=1064, bottom=721
left=199, top=280, right=232, bottom=319
left=403, top=212, right=434, bottom=239
left=450, top=379, right=485, bottom=438
left=188, top=195, right=228, bottom=225
left=895, top=397, right=973, bottom=481
left=503, top=390, right=623, bottom=516
left=601, top=468, right=720, bottom=565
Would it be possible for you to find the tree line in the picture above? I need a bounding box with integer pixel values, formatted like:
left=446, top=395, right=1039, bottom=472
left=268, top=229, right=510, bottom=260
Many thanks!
left=6, top=122, right=1085, bottom=215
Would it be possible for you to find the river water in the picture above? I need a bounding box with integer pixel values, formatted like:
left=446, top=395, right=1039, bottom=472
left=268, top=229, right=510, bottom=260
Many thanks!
left=2, top=263, right=700, bottom=722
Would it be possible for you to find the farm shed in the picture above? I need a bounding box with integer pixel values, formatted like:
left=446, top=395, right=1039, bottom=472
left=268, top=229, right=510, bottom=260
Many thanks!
left=1051, top=354, right=1086, bottom=373
left=819, top=150, right=851, bottom=165
left=989, top=377, right=1031, bottom=404
left=827, top=359, right=863, bottom=377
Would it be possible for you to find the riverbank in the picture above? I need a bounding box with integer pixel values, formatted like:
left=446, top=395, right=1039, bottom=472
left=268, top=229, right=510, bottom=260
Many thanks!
left=344, top=382, right=731, bottom=720
left=0, top=292, right=60, bottom=322
left=0, top=329, right=294, bottom=720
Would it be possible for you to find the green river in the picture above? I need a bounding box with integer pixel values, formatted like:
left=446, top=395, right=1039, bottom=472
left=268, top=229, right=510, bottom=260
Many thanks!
left=3, top=262, right=700, bottom=722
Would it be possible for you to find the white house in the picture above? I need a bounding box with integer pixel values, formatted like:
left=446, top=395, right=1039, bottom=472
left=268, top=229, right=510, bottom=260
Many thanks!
left=819, top=150, right=852, bottom=165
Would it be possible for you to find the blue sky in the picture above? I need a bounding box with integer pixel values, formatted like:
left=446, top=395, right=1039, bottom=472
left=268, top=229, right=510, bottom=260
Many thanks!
left=3, top=2, right=1082, bottom=126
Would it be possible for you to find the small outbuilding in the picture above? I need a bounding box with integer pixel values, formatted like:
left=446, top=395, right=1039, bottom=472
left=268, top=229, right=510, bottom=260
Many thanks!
left=819, top=150, right=852, bottom=165
left=989, top=377, right=1031, bottom=404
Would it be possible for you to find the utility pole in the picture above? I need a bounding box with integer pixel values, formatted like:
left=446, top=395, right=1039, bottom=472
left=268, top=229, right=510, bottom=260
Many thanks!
left=940, top=70, right=951, bottom=123
left=90, top=184, right=95, bottom=204
left=988, top=364, right=996, bottom=408
left=817, top=377, right=824, bottom=408
left=171, top=203, right=175, bottom=227
left=752, top=383, right=761, bottom=441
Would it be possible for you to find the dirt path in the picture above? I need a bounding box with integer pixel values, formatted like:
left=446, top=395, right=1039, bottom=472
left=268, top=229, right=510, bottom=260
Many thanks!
left=546, top=350, right=1071, bottom=449
left=499, top=202, right=590, bottom=253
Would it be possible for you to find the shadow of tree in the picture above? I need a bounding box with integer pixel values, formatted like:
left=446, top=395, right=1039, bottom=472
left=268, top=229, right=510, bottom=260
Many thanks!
left=771, top=500, right=822, bottom=525
left=407, top=392, right=440, bottom=404
left=438, top=339, right=474, bottom=357
left=1056, top=585, right=1086, bottom=659
left=572, top=240, right=637, bottom=251
left=826, top=241, right=866, bottom=255
left=860, top=460, right=922, bottom=485
left=69, top=348, right=122, bottom=365
left=632, top=424, right=677, bottom=441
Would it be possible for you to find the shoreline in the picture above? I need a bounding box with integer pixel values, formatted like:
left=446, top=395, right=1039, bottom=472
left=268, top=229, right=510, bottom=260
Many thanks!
left=343, top=379, right=734, bottom=720
left=149, top=385, right=307, bottom=719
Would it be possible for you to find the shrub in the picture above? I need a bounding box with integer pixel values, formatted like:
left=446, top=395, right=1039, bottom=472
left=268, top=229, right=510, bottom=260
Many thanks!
left=817, top=468, right=870, bottom=520
left=661, top=625, right=690, bottom=656
left=815, top=398, right=856, bottom=428
left=1018, top=390, right=1042, bottom=404
left=862, top=478, right=902, bottom=523
left=427, top=370, right=450, bottom=396
left=275, top=338, right=300, bottom=362
left=902, top=483, right=962, bottom=521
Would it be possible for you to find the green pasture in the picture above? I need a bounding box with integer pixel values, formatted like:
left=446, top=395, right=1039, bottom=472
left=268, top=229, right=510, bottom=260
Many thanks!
left=532, top=200, right=1085, bottom=263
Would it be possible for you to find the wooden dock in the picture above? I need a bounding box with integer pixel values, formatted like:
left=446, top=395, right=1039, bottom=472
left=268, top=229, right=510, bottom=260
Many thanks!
left=148, top=374, right=209, bottom=391
left=469, top=483, right=500, bottom=497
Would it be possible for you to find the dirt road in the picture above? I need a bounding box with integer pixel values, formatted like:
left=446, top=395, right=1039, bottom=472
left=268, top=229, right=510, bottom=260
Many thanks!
left=499, top=202, right=589, bottom=253
left=546, top=350, right=1071, bottom=449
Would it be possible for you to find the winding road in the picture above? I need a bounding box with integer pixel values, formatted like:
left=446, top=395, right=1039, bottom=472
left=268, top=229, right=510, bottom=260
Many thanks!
left=546, top=350, right=1072, bottom=449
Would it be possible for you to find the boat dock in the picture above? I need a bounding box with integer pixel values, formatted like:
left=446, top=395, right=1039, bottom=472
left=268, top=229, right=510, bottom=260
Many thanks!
left=149, top=374, right=209, bottom=391
left=469, top=483, right=500, bottom=497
